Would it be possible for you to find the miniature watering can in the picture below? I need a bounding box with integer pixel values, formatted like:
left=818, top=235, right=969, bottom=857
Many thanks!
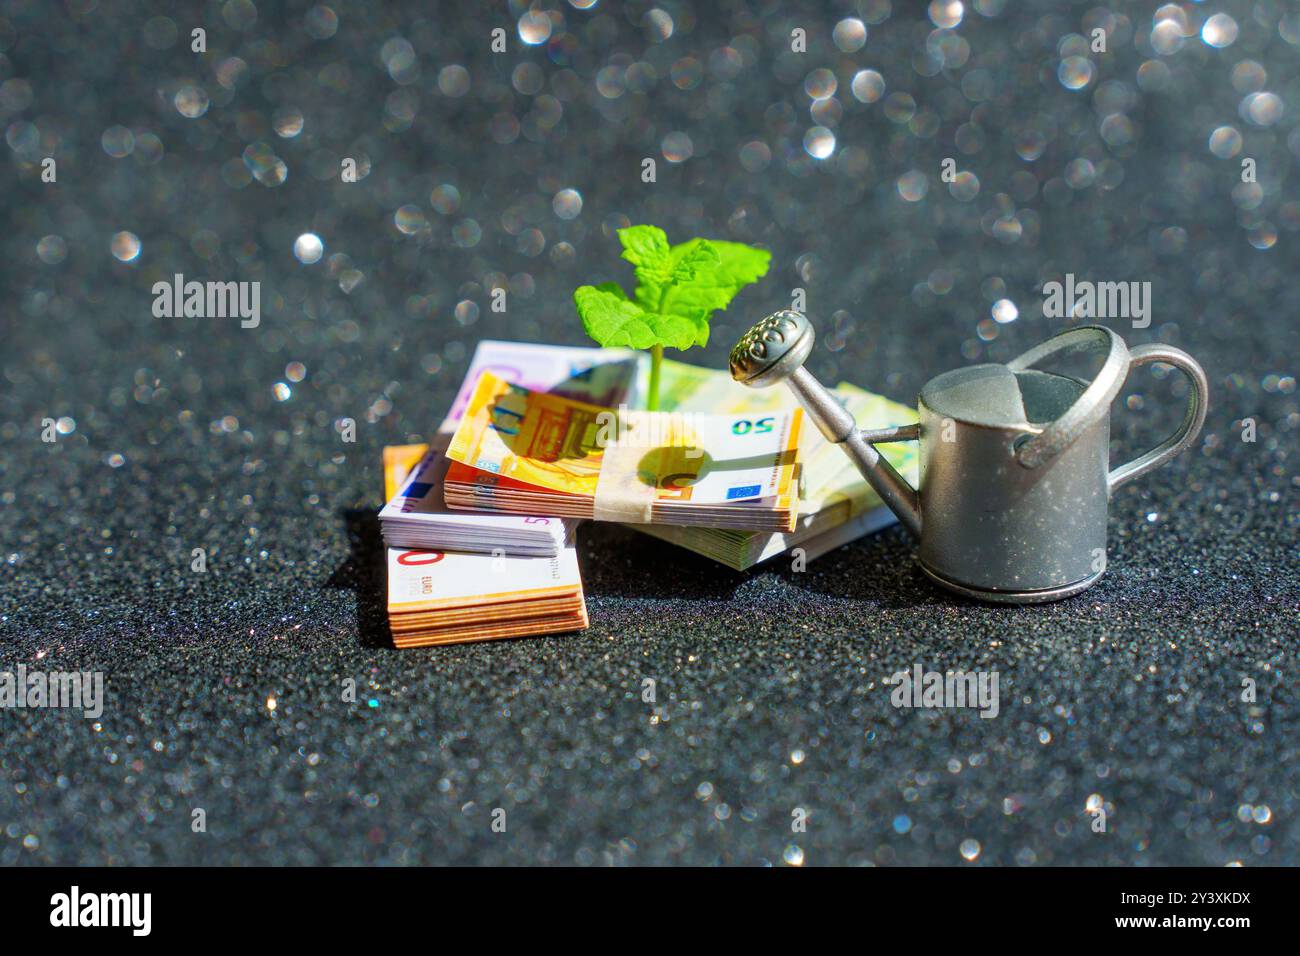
left=729, top=312, right=1208, bottom=604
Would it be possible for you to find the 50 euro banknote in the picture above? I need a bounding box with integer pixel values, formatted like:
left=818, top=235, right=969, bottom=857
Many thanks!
left=444, top=371, right=802, bottom=531
left=633, top=359, right=920, bottom=569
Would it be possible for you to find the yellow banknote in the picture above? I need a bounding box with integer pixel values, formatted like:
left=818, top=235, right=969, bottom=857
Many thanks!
left=383, top=443, right=430, bottom=500
left=446, top=371, right=801, bottom=507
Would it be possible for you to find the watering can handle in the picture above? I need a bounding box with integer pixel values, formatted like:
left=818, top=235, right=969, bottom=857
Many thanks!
left=1105, top=344, right=1208, bottom=494
left=1008, top=325, right=1131, bottom=470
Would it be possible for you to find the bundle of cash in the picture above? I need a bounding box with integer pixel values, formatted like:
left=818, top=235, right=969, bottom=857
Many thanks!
left=439, top=339, right=646, bottom=432
left=443, top=371, right=802, bottom=532
left=382, top=445, right=588, bottom=647
left=641, top=504, right=901, bottom=570
left=380, top=437, right=572, bottom=556
left=385, top=543, right=587, bottom=648
left=379, top=340, right=644, bottom=646
left=632, top=359, right=919, bottom=570
left=380, top=340, right=643, bottom=558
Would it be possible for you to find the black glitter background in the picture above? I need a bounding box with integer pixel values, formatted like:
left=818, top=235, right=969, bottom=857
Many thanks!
left=0, top=0, right=1296, bottom=865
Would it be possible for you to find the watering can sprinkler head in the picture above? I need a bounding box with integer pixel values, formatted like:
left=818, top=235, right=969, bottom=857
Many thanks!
left=729, top=310, right=815, bottom=389
left=730, top=311, right=924, bottom=540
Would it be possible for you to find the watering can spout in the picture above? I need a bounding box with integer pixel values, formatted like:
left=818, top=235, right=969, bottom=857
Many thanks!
left=729, top=311, right=922, bottom=539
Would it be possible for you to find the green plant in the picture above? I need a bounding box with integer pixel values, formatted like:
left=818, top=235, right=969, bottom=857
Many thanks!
left=573, top=225, right=771, bottom=410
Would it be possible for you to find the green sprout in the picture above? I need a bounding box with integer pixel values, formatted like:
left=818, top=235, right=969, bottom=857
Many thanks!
left=573, top=225, right=771, bottom=411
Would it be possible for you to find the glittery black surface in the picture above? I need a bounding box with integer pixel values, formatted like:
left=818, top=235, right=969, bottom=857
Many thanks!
left=1, top=1, right=1296, bottom=865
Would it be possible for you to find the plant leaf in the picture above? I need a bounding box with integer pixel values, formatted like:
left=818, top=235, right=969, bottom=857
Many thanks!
left=668, top=238, right=720, bottom=283
left=617, top=225, right=672, bottom=291
left=706, top=240, right=772, bottom=289
left=642, top=311, right=703, bottom=351
left=575, top=285, right=656, bottom=349
left=642, top=240, right=772, bottom=346
left=633, top=238, right=724, bottom=314
left=583, top=227, right=773, bottom=354
left=573, top=285, right=699, bottom=351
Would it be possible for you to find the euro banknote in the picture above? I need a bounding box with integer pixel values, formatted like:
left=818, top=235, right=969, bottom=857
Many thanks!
left=441, top=339, right=646, bottom=433
left=381, top=340, right=641, bottom=559
left=385, top=543, right=587, bottom=648
left=383, top=443, right=430, bottom=502
left=632, top=359, right=919, bottom=569
left=380, top=436, right=573, bottom=557
left=443, top=370, right=802, bottom=531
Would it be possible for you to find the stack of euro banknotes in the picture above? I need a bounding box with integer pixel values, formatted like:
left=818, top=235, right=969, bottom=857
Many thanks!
left=380, top=340, right=918, bottom=648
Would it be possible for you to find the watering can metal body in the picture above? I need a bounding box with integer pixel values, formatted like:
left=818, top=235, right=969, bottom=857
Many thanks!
left=729, top=312, right=1208, bottom=604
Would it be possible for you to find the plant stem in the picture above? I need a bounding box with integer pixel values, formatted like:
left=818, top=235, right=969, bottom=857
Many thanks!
left=647, top=344, right=663, bottom=411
